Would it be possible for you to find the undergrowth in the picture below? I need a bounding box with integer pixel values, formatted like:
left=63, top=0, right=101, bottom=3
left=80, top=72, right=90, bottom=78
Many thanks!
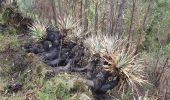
left=0, top=32, right=92, bottom=100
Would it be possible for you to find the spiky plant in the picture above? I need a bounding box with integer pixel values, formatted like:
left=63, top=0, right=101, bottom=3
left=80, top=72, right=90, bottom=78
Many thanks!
left=29, top=20, right=47, bottom=41
left=66, top=26, right=89, bottom=42
left=57, top=15, right=89, bottom=42
left=57, top=15, right=73, bottom=32
left=84, top=34, right=148, bottom=95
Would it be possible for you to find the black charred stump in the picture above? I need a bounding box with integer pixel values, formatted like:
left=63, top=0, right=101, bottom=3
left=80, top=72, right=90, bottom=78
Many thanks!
left=6, top=83, right=23, bottom=93
left=24, top=26, right=120, bottom=97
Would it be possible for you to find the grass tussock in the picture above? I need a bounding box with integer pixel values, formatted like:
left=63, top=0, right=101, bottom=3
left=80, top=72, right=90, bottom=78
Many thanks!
left=29, top=20, right=47, bottom=41
left=57, top=15, right=75, bottom=31
left=84, top=34, right=149, bottom=95
left=57, top=15, right=90, bottom=41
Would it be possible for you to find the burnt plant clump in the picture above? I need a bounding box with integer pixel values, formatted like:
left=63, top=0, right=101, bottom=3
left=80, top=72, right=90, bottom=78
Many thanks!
left=24, top=26, right=120, bottom=96
left=5, top=83, right=23, bottom=93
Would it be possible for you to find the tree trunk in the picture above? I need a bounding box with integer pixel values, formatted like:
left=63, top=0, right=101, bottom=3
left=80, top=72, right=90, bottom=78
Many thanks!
left=58, top=0, right=61, bottom=14
left=138, top=2, right=151, bottom=45
left=50, top=0, right=57, bottom=25
left=79, top=0, right=83, bottom=26
left=84, top=0, right=88, bottom=32
left=109, top=0, right=114, bottom=35
left=94, top=1, right=98, bottom=34
left=114, top=0, right=126, bottom=39
left=128, top=0, right=136, bottom=42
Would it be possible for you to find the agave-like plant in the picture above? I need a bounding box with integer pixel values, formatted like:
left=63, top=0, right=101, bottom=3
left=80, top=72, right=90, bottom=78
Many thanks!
left=57, top=15, right=89, bottom=42
left=66, top=26, right=89, bottom=42
left=84, top=34, right=148, bottom=95
left=84, top=34, right=122, bottom=55
left=57, top=15, right=78, bottom=32
left=29, top=20, right=47, bottom=41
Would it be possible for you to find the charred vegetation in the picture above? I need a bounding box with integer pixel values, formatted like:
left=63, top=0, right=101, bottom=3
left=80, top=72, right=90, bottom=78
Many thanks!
left=24, top=26, right=120, bottom=95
